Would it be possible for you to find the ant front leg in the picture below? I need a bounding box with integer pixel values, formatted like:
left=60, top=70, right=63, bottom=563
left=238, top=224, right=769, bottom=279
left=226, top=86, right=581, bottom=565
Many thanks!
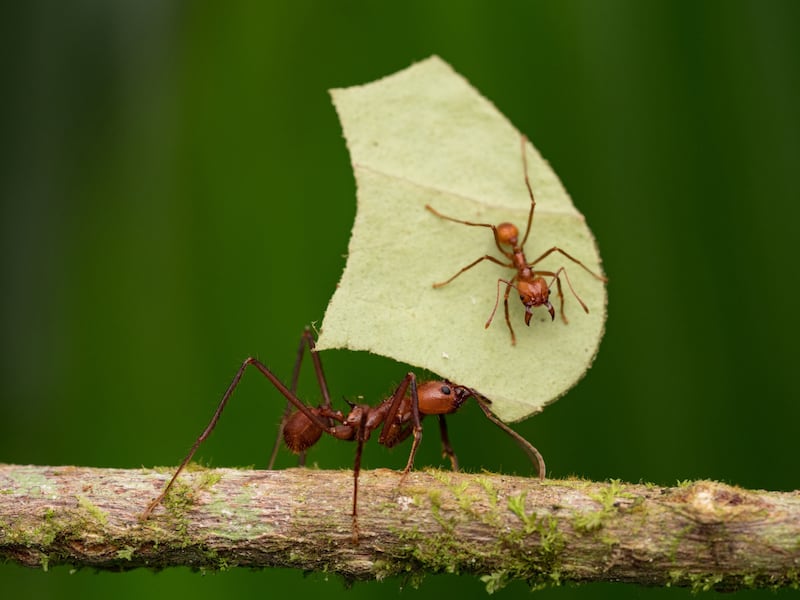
left=537, top=267, right=589, bottom=324
left=377, top=373, right=422, bottom=476
left=485, top=277, right=519, bottom=345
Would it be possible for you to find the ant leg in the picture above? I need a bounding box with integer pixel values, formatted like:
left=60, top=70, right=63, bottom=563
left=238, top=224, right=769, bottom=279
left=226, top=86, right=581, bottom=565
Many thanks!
left=528, top=246, right=607, bottom=283
left=502, top=278, right=516, bottom=345
left=350, top=412, right=368, bottom=543
left=474, top=396, right=546, bottom=480
left=141, top=355, right=339, bottom=521
left=519, top=134, right=537, bottom=249
left=432, top=254, right=510, bottom=288
left=400, top=374, right=422, bottom=476
left=377, top=373, right=422, bottom=476
left=486, top=277, right=518, bottom=345
left=554, top=273, right=568, bottom=324
left=377, top=373, right=416, bottom=452
left=425, top=204, right=511, bottom=258
left=538, top=267, right=589, bottom=323
left=268, top=328, right=334, bottom=468
left=437, top=415, right=459, bottom=471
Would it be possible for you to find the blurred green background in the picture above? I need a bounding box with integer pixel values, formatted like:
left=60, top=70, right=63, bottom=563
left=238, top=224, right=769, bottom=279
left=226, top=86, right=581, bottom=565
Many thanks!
left=2, top=1, right=799, bottom=598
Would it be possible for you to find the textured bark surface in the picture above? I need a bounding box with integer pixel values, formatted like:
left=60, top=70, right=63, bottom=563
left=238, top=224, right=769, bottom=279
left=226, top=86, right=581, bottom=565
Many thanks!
left=1, top=464, right=798, bottom=592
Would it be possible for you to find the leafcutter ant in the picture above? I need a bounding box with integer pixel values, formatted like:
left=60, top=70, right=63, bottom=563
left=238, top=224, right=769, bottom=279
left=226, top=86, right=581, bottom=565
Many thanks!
left=425, top=134, right=607, bottom=345
left=141, top=328, right=545, bottom=541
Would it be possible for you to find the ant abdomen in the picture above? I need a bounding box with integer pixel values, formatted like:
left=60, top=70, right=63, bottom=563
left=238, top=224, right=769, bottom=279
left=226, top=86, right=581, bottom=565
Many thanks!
left=283, top=409, right=324, bottom=453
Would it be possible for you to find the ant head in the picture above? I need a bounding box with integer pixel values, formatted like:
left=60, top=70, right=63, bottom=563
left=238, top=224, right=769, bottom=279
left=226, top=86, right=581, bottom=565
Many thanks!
left=518, top=277, right=554, bottom=325
left=417, top=380, right=475, bottom=414
left=496, top=222, right=519, bottom=246
left=453, top=384, right=490, bottom=408
left=446, top=381, right=484, bottom=406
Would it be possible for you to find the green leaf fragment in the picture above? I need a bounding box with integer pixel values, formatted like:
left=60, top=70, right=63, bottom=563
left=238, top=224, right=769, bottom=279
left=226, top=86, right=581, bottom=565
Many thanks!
left=316, top=56, right=606, bottom=422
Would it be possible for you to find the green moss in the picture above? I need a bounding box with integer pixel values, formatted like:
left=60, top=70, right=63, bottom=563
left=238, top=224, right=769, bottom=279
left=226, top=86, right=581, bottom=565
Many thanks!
left=493, top=490, right=565, bottom=591
left=197, top=546, right=234, bottom=572
left=159, top=479, right=195, bottom=543
left=572, top=510, right=605, bottom=533
left=7, top=470, right=52, bottom=498
left=426, top=489, right=457, bottom=532
left=595, top=479, right=626, bottom=507
left=541, top=476, right=591, bottom=489
left=538, top=515, right=565, bottom=559
left=476, top=476, right=498, bottom=508
left=508, top=492, right=536, bottom=534
left=76, top=495, right=109, bottom=526
left=481, top=570, right=509, bottom=594
left=413, top=533, right=466, bottom=573
left=380, top=495, right=568, bottom=594
left=689, top=573, right=724, bottom=593
left=427, top=472, right=481, bottom=517
left=184, top=461, right=214, bottom=473
left=667, top=524, right=694, bottom=563
left=116, top=546, right=134, bottom=561
left=452, top=482, right=476, bottom=514
left=572, top=479, right=625, bottom=535
left=667, top=569, right=684, bottom=587
left=427, top=468, right=454, bottom=487
left=30, top=508, right=61, bottom=546
left=198, top=470, right=222, bottom=488
left=378, top=477, right=619, bottom=592
left=784, top=569, right=800, bottom=590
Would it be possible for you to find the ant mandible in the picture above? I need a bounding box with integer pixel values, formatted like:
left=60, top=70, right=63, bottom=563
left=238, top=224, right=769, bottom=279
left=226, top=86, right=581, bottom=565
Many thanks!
left=141, top=328, right=545, bottom=541
left=425, top=134, right=607, bottom=345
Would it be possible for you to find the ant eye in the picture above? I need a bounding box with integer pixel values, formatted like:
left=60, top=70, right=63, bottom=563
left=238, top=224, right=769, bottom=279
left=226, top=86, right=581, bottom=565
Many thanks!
left=440, top=385, right=451, bottom=395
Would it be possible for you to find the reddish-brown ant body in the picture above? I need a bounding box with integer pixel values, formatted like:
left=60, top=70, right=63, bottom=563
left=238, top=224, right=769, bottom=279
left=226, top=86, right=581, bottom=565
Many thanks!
left=141, top=329, right=545, bottom=540
left=426, top=134, right=607, bottom=345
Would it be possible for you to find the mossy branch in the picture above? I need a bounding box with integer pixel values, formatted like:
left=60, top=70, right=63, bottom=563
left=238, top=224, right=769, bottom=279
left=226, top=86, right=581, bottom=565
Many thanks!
left=1, top=464, right=798, bottom=592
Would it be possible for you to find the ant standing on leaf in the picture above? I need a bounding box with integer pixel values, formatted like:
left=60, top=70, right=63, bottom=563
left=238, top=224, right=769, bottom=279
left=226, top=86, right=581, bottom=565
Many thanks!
left=426, top=134, right=608, bottom=345
left=141, top=328, right=545, bottom=542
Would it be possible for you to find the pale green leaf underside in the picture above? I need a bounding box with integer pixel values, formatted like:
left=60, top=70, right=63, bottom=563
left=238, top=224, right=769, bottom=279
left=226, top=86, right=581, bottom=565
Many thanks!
left=316, top=56, right=607, bottom=422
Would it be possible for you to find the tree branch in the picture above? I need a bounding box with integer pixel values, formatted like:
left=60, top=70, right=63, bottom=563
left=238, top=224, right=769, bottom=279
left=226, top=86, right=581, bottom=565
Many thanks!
left=1, top=464, right=798, bottom=592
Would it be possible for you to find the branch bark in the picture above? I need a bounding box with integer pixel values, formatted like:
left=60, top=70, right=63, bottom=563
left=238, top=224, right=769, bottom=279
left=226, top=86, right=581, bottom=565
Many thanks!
left=1, top=464, right=798, bottom=592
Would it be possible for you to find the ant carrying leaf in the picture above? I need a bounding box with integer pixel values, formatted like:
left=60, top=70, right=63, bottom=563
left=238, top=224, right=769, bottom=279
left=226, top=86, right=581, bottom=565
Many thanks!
left=141, top=329, right=544, bottom=541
